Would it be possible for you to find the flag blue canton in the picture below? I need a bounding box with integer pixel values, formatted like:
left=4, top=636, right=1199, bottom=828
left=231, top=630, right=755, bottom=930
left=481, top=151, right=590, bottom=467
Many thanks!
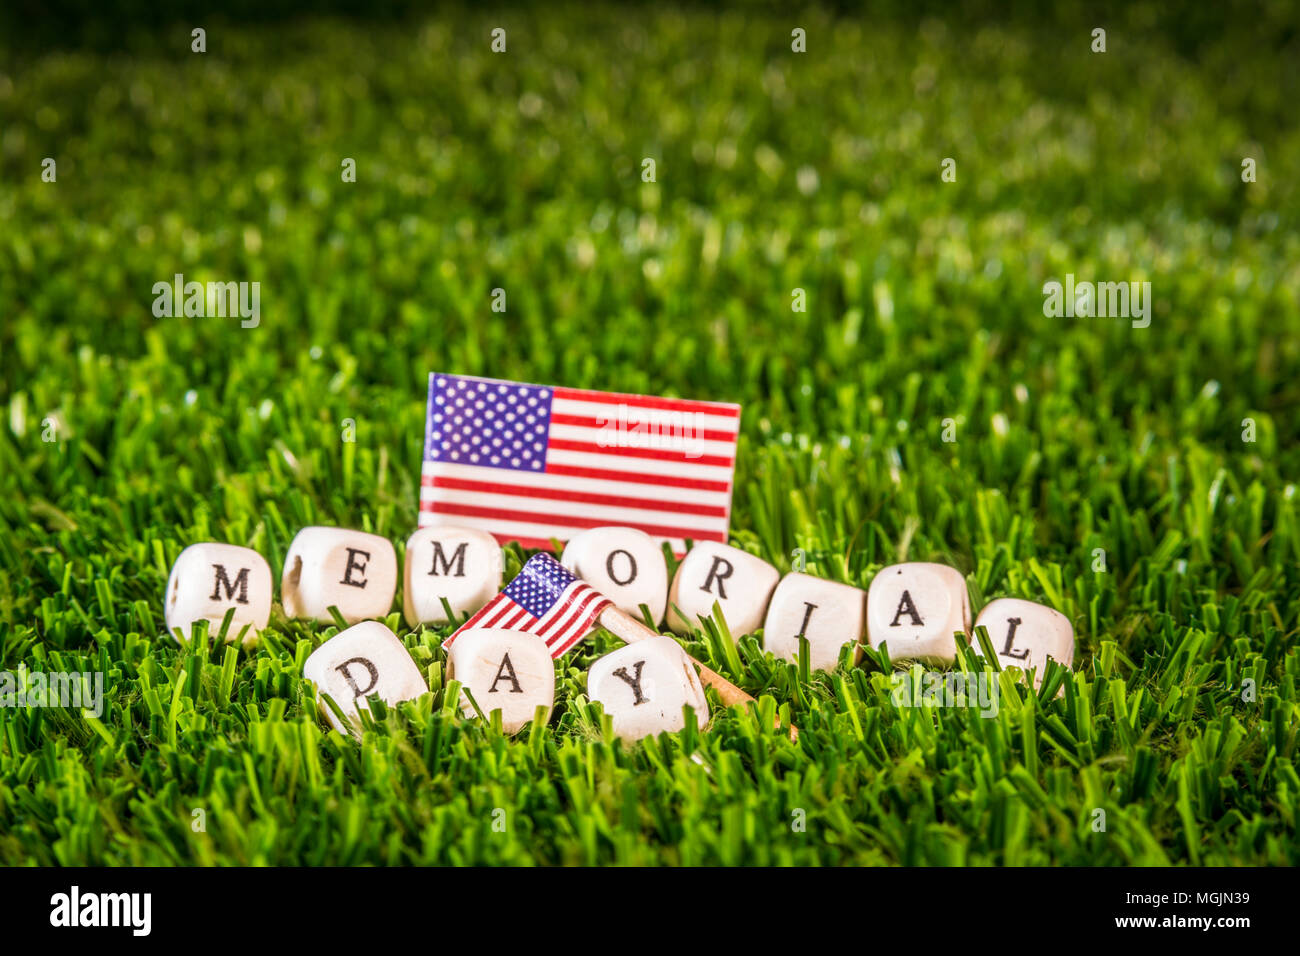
left=503, top=554, right=579, bottom=617
left=425, top=374, right=553, bottom=472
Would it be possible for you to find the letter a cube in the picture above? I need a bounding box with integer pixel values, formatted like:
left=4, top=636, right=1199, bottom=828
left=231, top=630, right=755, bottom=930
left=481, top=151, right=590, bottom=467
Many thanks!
left=302, top=621, right=427, bottom=732
left=666, top=541, right=779, bottom=637
left=445, top=628, right=556, bottom=733
left=165, top=543, right=272, bottom=645
left=588, top=636, right=710, bottom=742
left=282, top=526, right=398, bottom=624
left=866, top=562, right=970, bottom=663
left=971, top=598, right=1075, bottom=687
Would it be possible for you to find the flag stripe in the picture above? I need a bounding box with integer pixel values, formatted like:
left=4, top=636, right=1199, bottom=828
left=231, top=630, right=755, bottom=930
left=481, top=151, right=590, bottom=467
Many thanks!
left=547, top=412, right=740, bottom=443
left=551, top=386, right=741, bottom=417
left=544, top=462, right=733, bottom=492
left=422, top=487, right=730, bottom=530
left=547, top=423, right=738, bottom=459
left=422, top=500, right=727, bottom=542
left=546, top=438, right=735, bottom=468
left=422, top=475, right=728, bottom=517
left=421, top=464, right=727, bottom=505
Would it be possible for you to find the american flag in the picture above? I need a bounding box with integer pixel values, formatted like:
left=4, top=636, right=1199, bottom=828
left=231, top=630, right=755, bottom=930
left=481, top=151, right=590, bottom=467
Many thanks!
left=444, top=553, right=611, bottom=658
left=418, top=373, right=741, bottom=554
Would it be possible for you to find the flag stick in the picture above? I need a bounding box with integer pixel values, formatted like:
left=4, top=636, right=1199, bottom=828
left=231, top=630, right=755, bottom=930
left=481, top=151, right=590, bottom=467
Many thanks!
left=596, top=605, right=798, bottom=740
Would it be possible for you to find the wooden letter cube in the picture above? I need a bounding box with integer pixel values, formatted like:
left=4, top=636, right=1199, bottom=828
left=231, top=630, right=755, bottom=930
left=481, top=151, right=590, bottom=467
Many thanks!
left=763, top=572, right=866, bottom=671
left=972, top=598, right=1075, bottom=686
left=281, top=526, right=397, bottom=624
left=403, top=526, right=503, bottom=626
left=866, top=562, right=970, bottom=663
left=302, top=621, right=427, bottom=732
left=165, top=543, right=272, bottom=645
left=588, top=636, right=710, bottom=742
left=666, top=541, right=779, bottom=637
left=445, top=627, right=555, bottom=733
left=561, top=526, right=668, bottom=625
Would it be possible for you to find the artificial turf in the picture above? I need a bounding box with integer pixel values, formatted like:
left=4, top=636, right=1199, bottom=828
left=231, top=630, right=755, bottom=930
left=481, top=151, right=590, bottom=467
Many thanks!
left=1, top=2, right=1298, bottom=865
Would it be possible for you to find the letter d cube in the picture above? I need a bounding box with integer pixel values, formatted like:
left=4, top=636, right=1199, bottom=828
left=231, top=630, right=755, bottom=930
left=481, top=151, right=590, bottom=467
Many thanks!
left=302, top=621, right=427, bottom=732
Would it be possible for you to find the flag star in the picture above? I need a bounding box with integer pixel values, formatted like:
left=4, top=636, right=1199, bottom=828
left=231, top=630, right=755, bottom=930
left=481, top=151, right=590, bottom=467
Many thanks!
left=531, top=461, right=541, bottom=469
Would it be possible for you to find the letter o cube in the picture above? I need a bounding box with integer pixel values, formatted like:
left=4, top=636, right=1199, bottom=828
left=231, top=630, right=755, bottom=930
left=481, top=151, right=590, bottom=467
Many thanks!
left=971, top=598, right=1075, bottom=687
left=165, top=543, right=272, bottom=645
left=866, top=562, right=970, bottom=663
left=561, top=526, right=668, bottom=625
left=403, top=526, right=503, bottom=626
left=302, top=621, right=427, bottom=732
left=445, top=627, right=556, bottom=734
left=666, top=541, right=779, bottom=637
left=588, top=636, right=710, bottom=743
left=282, top=526, right=397, bottom=624
left=763, top=572, right=866, bottom=671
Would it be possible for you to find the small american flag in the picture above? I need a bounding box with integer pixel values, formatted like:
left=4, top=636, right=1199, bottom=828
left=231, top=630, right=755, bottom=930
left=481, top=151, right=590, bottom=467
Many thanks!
left=419, top=373, right=741, bottom=554
left=444, top=553, right=611, bottom=658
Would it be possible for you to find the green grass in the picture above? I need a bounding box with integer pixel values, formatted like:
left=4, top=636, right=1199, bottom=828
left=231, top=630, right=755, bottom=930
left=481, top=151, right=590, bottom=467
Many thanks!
left=2, top=2, right=1299, bottom=865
